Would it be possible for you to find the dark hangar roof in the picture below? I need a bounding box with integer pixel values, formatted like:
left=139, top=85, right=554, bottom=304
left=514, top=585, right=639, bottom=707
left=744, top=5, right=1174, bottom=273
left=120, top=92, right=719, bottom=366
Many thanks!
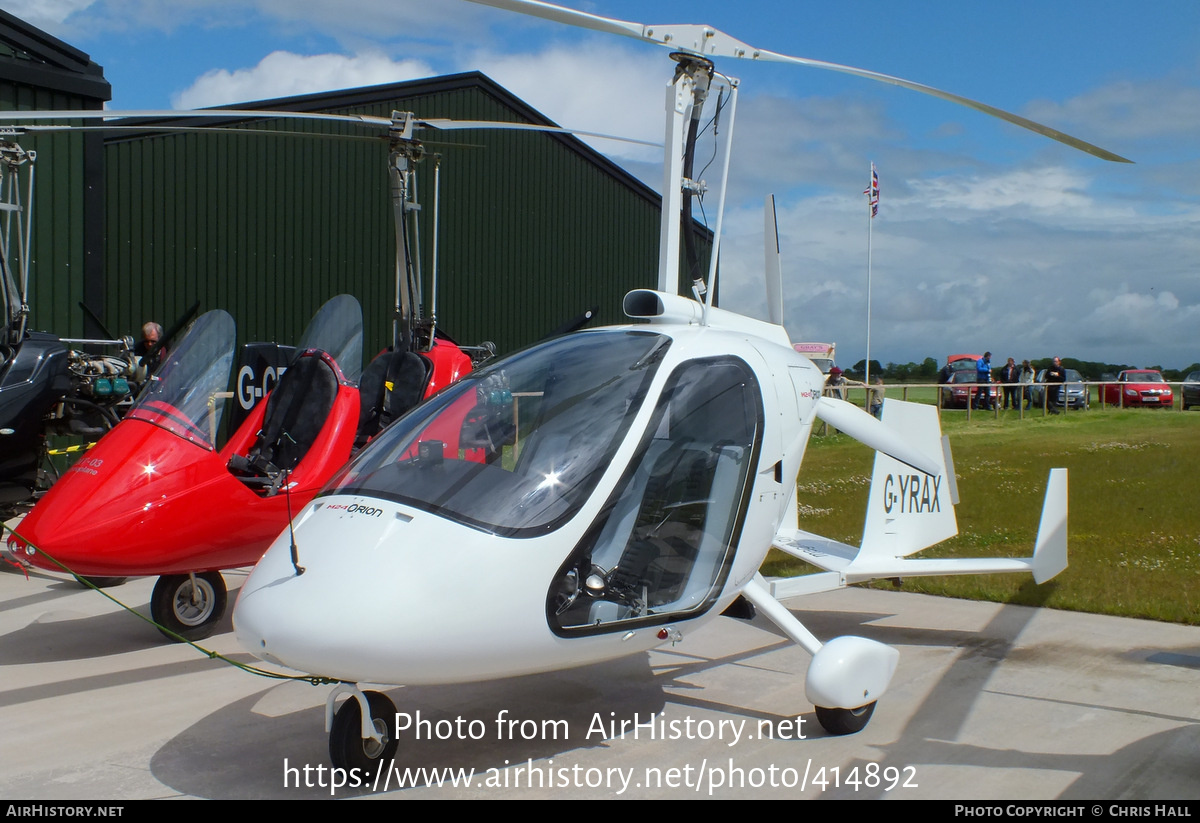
left=0, top=8, right=110, bottom=102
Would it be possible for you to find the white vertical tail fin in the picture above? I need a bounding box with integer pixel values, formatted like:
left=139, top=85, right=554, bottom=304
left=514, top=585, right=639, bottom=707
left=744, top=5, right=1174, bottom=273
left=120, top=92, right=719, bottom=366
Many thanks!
left=858, top=399, right=958, bottom=560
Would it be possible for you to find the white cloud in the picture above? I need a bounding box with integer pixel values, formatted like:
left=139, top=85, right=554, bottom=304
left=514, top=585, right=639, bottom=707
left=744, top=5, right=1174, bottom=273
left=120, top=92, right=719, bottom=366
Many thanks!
left=457, top=41, right=664, bottom=162
left=2, top=0, right=97, bottom=29
left=1026, top=77, right=1200, bottom=142
left=172, top=51, right=435, bottom=109
left=905, top=167, right=1092, bottom=215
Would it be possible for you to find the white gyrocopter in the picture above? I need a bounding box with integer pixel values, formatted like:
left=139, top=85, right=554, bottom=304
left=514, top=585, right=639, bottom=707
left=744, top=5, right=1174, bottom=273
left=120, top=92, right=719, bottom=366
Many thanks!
left=230, top=0, right=1124, bottom=773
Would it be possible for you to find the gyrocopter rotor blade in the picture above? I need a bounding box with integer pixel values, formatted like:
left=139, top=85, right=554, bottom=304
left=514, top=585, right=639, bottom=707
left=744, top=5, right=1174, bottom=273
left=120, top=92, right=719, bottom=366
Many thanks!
left=465, top=0, right=1131, bottom=164
left=0, top=109, right=660, bottom=147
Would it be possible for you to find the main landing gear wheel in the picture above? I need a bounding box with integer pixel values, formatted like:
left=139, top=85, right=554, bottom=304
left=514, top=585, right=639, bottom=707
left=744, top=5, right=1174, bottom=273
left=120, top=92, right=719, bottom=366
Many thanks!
left=814, top=702, right=877, bottom=736
left=150, top=572, right=227, bottom=642
left=329, top=691, right=399, bottom=775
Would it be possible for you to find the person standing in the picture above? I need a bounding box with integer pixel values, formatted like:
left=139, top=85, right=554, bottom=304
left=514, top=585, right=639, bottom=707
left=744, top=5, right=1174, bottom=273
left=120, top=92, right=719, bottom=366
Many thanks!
left=133, top=320, right=167, bottom=373
left=1020, top=359, right=1036, bottom=409
left=1045, top=356, right=1067, bottom=414
left=975, top=352, right=994, bottom=410
left=999, top=357, right=1020, bottom=410
left=869, top=376, right=885, bottom=419
left=824, top=366, right=847, bottom=400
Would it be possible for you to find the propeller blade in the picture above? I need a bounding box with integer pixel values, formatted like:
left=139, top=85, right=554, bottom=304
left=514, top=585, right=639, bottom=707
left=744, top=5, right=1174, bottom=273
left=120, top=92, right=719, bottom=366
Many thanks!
left=419, top=119, right=660, bottom=147
left=140, top=300, right=200, bottom=369
left=0, top=124, right=383, bottom=142
left=541, top=305, right=598, bottom=339
left=77, top=301, right=116, bottom=339
left=764, top=194, right=783, bottom=326
left=468, top=0, right=646, bottom=40
left=0, top=110, right=658, bottom=147
left=0, top=109, right=394, bottom=127
left=465, top=0, right=1131, bottom=163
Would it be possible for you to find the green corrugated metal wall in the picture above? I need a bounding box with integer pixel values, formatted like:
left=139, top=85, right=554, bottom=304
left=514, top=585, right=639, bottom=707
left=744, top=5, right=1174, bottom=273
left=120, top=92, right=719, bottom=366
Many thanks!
left=0, top=76, right=99, bottom=339
left=101, top=74, right=665, bottom=362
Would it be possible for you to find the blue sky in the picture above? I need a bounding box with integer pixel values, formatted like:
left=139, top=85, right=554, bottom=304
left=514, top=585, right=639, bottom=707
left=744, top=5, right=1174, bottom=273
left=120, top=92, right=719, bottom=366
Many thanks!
left=11, top=0, right=1200, bottom=369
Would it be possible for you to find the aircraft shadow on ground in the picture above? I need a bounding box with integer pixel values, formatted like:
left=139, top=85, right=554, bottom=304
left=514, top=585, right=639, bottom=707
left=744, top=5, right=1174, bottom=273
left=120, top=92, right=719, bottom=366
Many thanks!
left=148, top=592, right=1200, bottom=799
left=149, top=653, right=672, bottom=799
left=804, top=593, right=1200, bottom=800
left=0, top=600, right=234, bottom=663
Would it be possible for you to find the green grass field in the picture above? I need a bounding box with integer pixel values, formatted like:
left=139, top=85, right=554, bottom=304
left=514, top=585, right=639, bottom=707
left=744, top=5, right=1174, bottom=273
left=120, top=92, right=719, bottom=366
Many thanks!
left=761, top=407, right=1200, bottom=625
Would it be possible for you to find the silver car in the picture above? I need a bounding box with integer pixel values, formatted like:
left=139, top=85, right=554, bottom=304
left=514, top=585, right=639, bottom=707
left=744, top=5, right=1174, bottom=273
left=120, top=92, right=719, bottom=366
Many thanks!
left=1029, top=369, right=1090, bottom=410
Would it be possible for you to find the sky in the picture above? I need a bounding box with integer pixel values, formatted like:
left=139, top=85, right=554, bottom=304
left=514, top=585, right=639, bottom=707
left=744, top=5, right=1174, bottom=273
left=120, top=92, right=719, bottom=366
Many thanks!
left=9, top=0, right=1200, bottom=370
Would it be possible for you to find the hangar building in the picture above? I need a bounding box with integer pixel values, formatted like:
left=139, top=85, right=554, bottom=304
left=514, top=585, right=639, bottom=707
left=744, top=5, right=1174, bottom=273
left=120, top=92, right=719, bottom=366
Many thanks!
left=2, top=11, right=702, bottom=361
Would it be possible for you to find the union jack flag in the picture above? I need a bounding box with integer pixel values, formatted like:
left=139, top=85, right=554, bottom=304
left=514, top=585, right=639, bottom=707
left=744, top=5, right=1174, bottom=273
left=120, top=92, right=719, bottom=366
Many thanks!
left=864, top=163, right=879, bottom=217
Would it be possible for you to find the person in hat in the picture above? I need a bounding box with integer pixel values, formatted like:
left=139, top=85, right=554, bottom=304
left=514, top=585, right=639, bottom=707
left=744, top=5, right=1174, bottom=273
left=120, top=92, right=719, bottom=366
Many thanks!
left=824, top=366, right=847, bottom=400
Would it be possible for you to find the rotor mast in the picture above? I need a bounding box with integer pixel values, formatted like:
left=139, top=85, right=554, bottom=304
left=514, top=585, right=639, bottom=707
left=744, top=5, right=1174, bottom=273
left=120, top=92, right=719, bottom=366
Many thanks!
left=657, top=53, right=713, bottom=296
left=388, top=111, right=437, bottom=354
left=0, top=141, right=34, bottom=347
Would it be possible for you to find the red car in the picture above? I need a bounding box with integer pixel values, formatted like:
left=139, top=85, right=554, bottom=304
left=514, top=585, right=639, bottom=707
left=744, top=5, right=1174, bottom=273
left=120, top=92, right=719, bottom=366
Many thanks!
left=940, top=355, right=999, bottom=409
left=1101, top=370, right=1174, bottom=408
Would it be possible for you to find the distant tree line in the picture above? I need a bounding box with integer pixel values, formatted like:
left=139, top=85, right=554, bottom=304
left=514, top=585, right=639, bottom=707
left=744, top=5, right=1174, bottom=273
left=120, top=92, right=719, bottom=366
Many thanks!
left=845, top=358, right=1200, bottom=382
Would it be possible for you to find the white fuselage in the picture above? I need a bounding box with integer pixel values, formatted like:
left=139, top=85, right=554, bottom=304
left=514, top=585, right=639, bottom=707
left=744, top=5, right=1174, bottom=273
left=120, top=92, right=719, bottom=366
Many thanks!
left=234, top=318, right=823, bottom=685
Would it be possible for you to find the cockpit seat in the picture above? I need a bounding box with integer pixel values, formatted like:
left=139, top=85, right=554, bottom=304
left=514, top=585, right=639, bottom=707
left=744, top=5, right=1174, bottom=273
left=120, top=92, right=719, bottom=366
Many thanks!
left=228, top=351, right=339, bottom=491
left=356, top=349, right=430, bottom=446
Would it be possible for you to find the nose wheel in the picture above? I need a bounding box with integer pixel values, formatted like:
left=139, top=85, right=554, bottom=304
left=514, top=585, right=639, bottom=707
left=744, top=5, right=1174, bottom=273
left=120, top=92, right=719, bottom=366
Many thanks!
left=329, top=690, right=398, bottom=776
left=814, top=702, right=876, bottom=735
left=150, top=572, right=227, bottom=642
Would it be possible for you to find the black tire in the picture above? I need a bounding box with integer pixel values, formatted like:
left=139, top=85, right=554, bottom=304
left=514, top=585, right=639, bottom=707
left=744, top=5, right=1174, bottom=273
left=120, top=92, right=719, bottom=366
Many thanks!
left=815, top=702, right=876, bottom=735
left=329, top=691, right=398, bottom=776
left=78, top=576, right=127, bottom=589
left=150, top=572, right=227, bottom=642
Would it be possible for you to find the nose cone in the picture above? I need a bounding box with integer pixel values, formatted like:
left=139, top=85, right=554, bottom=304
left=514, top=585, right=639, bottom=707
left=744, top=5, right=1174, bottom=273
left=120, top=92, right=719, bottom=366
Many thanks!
left=15, top=420, right=235, bottom=576
left=235, top=496, right=561, bottom=685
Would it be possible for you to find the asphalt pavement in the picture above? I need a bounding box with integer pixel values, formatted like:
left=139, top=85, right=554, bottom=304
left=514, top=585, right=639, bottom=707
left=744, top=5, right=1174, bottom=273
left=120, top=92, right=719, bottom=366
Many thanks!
left=1, top=563, right=1197, bottom=800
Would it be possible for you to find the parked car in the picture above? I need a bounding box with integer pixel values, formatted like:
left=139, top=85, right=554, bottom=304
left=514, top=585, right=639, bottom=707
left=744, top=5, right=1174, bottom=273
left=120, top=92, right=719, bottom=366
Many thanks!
left=1100, top=369, right=1173, bottom=408
left=944, top=354, right=983, bottom=376
left=1183, top=370, right=1200, bottom=411
left=940, top=370, right=999, bottom=409
left=1028, top=368, right=1089, bottom=410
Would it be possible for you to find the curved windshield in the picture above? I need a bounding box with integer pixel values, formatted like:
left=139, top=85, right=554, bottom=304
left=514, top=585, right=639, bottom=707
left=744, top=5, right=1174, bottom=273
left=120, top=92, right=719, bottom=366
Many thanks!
left=296, top=294, right=363, bottom=383
left=128, top=310, right=235, bottom=449
left=326, top=330, right=670, bottom=537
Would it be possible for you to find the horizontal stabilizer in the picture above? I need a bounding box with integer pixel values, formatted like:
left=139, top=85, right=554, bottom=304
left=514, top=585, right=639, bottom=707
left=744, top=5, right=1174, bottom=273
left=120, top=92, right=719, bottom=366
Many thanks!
left=769, top=467, right=1068, bottom=594
left=814, top=397, right=940, bottom=476
left=773, top=527, right=856, bottom=571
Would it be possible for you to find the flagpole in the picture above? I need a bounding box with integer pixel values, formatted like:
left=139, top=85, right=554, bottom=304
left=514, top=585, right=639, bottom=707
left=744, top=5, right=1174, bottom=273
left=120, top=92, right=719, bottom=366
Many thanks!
left=864, top=162, right=877, bottom=391
left=866, top=184, right=872, bottom=390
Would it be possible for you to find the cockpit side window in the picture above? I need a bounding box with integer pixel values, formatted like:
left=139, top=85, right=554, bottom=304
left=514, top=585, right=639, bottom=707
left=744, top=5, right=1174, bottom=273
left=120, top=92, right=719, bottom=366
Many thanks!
left=549, top=357, right=762, bottom=636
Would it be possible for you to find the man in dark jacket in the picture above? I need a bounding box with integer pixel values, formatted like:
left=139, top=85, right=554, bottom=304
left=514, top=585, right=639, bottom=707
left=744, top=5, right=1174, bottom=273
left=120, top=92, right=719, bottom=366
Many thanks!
left=999, top=357, right=1020, bottom=410
left=1045, top=356, right=1067, bottom=414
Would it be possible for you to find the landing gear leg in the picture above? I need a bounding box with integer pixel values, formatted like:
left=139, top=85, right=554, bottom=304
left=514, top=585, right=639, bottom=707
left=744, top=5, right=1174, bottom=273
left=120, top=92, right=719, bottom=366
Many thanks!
left=740, top=576, right=897, bottom=737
